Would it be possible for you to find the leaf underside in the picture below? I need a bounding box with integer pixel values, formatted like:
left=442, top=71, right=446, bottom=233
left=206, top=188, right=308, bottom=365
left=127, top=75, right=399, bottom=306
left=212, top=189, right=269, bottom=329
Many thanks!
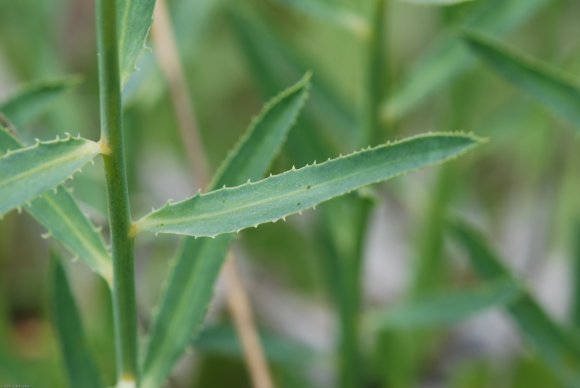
left=140, top=74, right=311, bottom=388
left=463, top=30, right=580, bottom=130
left=137, top=133, right=481, bottom=238
left=0, top=133, right=100, bottom=217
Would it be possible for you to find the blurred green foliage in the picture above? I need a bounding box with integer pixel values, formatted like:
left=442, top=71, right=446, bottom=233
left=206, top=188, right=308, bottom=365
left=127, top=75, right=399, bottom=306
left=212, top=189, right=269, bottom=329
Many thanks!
left=1, top=0, right=580, bottom=387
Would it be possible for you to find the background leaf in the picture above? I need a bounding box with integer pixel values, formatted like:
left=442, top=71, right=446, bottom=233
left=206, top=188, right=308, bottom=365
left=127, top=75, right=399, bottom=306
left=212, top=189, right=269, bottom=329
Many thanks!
left=450, top=219, right=580, bottom=387
left=370, top=278, right=521, bottom=330
left=273, top=0, right=368, bottom=36
left=118, top=0, right=156, bottom=88
left=194, top=324, right=318, bottom=366
left=50, top=254, right=103, bottom=388
left=228, top=10, right=356, bottom=159
left=398, top=0, right=477, bottom=5
left=384, top=0, right=549, bottom=121
left=463, top=31, right=580, bottom=130
left=0, top=76, right=80, bottom=127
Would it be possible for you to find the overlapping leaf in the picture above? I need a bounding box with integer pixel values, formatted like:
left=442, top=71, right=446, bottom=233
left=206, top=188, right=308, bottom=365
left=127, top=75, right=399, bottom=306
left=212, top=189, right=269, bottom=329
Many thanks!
left=51, top=255, right=104, bottom=388
left=0, top=133, right=101, bottom=217
left=274, top=0, right=368, bottom=37
left=118, top=0, right=156, bottom=88
left=384, top=0, right=549, bottom=121
left=0, top=76, right=80, bottom=126
left=463, top=31, right=580, bottom=129
left=194, top=324, right=317, bottom=366
left=399, top=0, right=476, bottom=5
left=29, top=188, right=112, bottom=283
left=0, top=121, right=110, bottom=285
left=141, top=74, right=311, bottom=388
left=450, top=219, right=580, bottom=387
left=229, top=10, right=355, bottom=159
left=136, top=133, right=481, bottom=238
left=370, top=278, right=521, bottom=330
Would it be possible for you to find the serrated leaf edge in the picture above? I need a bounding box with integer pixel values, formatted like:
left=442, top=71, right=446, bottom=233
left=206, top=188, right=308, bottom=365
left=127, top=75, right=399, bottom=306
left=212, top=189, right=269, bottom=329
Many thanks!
left=135, top=132, right=484, bottom=236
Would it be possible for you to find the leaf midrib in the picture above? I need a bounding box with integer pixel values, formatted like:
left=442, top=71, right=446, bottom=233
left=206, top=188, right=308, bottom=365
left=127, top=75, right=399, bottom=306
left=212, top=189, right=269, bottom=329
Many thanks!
left=144, top=153, right=408, bottom=229
left=0, top=141, right=95, bottom=191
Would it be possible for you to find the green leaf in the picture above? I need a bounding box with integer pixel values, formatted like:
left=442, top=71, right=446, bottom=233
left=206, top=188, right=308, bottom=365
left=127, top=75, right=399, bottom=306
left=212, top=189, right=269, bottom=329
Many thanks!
left=370, top=279, right=521, bottom=330
left=384, top=0, right=549, bottom=121
left=273, top=0, right=369, bottom=37
left=210, top=73, right=312, bottom=188
left=30, top=188, right=112, bottom=283
left=229, top=10, right=355, bottom=159
left=450, top=219, right=580, bottom=387
left=410, top=165, right=456, bottom=295
left=118, top=0, right=156, bottom=88
left=136, top=133, right=482, bottom=238
left=0, top=133, right=100, bottom=217
left=0, top=76, right=81, bottom=126
left=194, top=324, right=317, bottom=366
left=463, top=31, right=580, bottom=129
left=398, top=0, right=476, bottom=5
left=140, top=75, right=311, bottom=388
left=141, top=237, right=229, bottom=388
left=50, top=254, right=103, bottom=388
left=0, top=126, right=111, bottom=283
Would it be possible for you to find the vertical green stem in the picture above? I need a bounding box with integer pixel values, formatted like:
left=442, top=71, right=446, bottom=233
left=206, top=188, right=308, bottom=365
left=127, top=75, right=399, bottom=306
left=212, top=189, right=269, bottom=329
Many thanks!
left=362, top=0, right=387, bottom=147
left=336, top=2, right=387, bottom=387
left=95, top=0, right=138, bottom=383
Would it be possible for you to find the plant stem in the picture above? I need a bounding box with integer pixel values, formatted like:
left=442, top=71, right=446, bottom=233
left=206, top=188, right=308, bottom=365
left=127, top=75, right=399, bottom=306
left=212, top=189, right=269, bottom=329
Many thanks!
left=95, top=0, right=138, bottom=383
left=337, top=2, right=387, bottom=386
left=362, top=0, right=387, bottom=146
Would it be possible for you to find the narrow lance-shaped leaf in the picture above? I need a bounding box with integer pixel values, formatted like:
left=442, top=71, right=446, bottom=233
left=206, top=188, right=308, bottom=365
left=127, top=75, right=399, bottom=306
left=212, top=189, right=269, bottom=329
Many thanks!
left=369, top=278, right=521, bottom=330
left=0, top=134, right=101, bottom=217
left=463, top=31, right=580, bottom=130
left=450, top=219, right=580, bottom=387
left=51, top=254, right=104, bottom=388
left=0, top=125, right=111, bottom=284
left=273, top=0, right=369, bottom=37
left=194, top=324, right=318, bottom=366
left=135, top=133, right=482, bottom=238
left=229, top=11, right=356, bottom=158
left=0, top=75, right=80, bottom=126
left=117, top=0, right=156, bottom=88
left=140, top=74, right=311, bottom=388
left=397, top=0, right=477, bottom=5
left=384, top=0, right=548, bottom=121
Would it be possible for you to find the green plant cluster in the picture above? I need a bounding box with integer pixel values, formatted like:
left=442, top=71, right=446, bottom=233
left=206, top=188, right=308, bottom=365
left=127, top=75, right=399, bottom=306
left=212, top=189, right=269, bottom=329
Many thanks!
left=0, top=0, right=579, bottom=387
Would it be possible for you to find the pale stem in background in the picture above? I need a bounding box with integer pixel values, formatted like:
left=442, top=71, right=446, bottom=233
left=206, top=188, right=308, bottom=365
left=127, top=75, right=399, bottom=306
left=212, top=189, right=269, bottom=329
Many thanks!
left=151, top=2, right=275, bottom=388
